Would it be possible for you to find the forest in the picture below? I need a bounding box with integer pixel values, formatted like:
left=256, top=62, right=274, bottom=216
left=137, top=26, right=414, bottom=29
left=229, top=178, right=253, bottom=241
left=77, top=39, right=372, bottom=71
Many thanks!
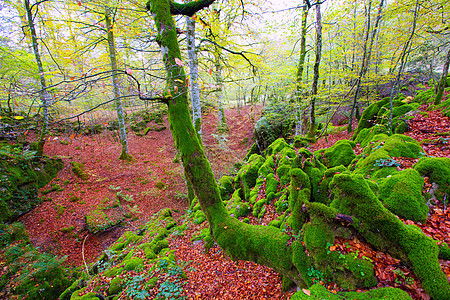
left=0, top=0, right=449, bottom=299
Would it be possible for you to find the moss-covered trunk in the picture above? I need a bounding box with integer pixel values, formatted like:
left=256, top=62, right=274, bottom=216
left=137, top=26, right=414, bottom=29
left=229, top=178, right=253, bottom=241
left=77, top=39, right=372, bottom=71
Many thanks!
left=148, top=0, right=305, bottom=286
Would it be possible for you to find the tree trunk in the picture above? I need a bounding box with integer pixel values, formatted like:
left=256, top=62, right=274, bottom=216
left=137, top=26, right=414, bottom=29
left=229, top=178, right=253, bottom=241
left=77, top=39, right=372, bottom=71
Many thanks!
left=148, top=0, right=306, bottom=287
left=24, top=0, right=51, bottom=157
left=295, top=1, right=309, bottom=136
left=434, top=47, right=450, bottom=105
left=186, top=16, right=202, bottom=138
left=348, top=0, right=372, bottom=133
left=307, top=3, right=322, bottom=140
left=105, top=7, right=131, bottom=160
left=215, top=52, right=228, bottom=132
left=388, top=0, right=419, bottom=130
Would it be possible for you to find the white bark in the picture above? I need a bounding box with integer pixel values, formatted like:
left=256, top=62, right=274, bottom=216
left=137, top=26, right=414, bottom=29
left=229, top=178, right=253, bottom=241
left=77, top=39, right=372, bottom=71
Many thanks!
left=186, top=16, right=202, bottom=138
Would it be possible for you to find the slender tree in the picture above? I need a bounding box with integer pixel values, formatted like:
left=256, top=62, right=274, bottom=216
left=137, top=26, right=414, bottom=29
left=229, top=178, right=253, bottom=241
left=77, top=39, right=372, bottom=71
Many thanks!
left=24, top=0, right=52, bottom=156
left=388, top=0, right=419, bottom=129
left=295, top=0, right=310, bottom=136
left=307, top=2, right=322, bottom=139
left=348, top=0, right=372, bottom=133
left=434, top=47, right=450, bottom=105
left=105, top=6, right=132, bottom=160
left=186, top=16, right=202, bottom=137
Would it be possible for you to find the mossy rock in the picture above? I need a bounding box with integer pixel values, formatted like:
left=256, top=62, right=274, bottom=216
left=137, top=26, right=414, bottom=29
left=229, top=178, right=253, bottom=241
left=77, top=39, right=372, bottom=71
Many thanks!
left=85, top=206, right=124, bottom=234
left=70, top=288, right=100, bottom=300
left=414, top=156, right=450, bottom=195
left=0, top=149, right=63, bottom=222
left=226, top=189, right=251, bottom=218
left=130, top=120, right=147, bottom=132
left=235, top=154, right=265, bottom=200
left=379, top=169, right=428, bottom=222
left=218, top=175, right=235, bottom=201
left=71, top=162, right=89, bottom=180
left=293, top=136, right=314, bottom=148
left=354, top=125, right=389, bottom=148
left=291, top=284, right=412, bottom=299
left=108, top=276, right=124, bottom=295
left=352, top=97, right=390, bottom=139
left=314, top=139, right=356, bottom=168
left=330, top=173, right=450, bottom=300
left=123, top=257, right=144, bottom=271
left=266, top=138, right=292, bottom=156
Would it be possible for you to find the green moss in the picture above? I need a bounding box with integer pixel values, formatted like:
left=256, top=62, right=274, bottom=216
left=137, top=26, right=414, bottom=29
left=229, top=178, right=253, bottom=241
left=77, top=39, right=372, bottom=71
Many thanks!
left=71, top=162, right=89, bottom=180
left=291, top=283, right=412, bottom=299
left=108, top=276, right=124, bottom=295
left=379, top=169, right=428, bottom=222
left=85, top=207, right=124, bottom=234
left=226, top=189, right=251, bottom=218
left=103, top=266, right=124, bottom=278
left=218, top=175, right=234, bottom=200
left=330, top=173, right=450, bottom=299
left=314, top=139, right=356, bottom=168
left=265, top=138, right=292, bottom=156
left=288, top=168, right=310, bottom=232
left=354, top=125, right=389, bottom=148
left=414, top=156, right=450, bottom=195
left=352, top=97, right=390, bottom=139
left=235, top=154, right=265, bottom=200
left=70, top=287, right=100, bottom=300
left=123, top=257, right=144, bottom=271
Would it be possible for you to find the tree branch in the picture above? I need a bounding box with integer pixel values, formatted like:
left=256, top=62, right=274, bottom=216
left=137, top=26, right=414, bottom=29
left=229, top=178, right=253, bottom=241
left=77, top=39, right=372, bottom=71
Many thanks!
left=146, top=0, right=216, bottom=16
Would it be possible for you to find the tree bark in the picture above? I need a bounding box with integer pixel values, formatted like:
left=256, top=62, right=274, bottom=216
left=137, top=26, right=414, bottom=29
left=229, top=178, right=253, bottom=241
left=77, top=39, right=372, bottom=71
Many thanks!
left=388, top=0, right=419, bottom=129
left=148, top=0, right=306, bottom=287
left=434, top=47, right=450, bottom=105
left=307, top=3, right=322, bottom=140
left=24, top=0, right=51, bottom=157
left=186, top=16, right=202, bottom=138
left=348, top=0, right=372, bottom=133
left=105, top=7, right=131, bottom=160
left=295, top=0, right=310, bottom=136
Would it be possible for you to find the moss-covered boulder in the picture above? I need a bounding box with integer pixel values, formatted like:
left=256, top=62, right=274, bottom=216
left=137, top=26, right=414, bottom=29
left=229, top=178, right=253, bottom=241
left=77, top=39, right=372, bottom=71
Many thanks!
left=378, top=169, right=428, bottom=222
left=291, top=283, right=412, bottom=299
left=414, top=156, right=450, bottom=195
left=0, top=143, right=63, bottom=222
left=85, top=205, right=124, bottom=235
left=314, top=139, right=356, bottom=168
left=71, top=161, right=89, bottom=180
left=226, top=189, right=251, bottom=218
left=352, top=97, right=390, bottom=139
left=330, top=173, right=450, bottom=300
left=235, top=154, right=265, bottom=200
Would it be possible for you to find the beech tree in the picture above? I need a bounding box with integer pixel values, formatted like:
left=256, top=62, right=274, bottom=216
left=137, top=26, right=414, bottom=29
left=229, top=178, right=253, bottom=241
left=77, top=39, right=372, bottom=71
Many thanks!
left=24, top=0, right=52, bottom=156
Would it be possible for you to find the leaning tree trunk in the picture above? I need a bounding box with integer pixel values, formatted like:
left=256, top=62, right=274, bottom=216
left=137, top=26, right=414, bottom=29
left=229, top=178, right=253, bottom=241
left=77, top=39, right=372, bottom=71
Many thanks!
left=295, top=0, right=309, bottom=136
left=388, top=0, right=419, bottom=130
left=25, top=0, right=51, bottom=157
left=307, top=3, right=322, bottom=140
left=148, top=0, right=306, bottom=287
left=348, top=0, right=372, bottom=133
left=186, top=16, right=202, bottom=138
left=434, top=47, right=450, bottom=105
left=105, top=7, right=131, bottom=160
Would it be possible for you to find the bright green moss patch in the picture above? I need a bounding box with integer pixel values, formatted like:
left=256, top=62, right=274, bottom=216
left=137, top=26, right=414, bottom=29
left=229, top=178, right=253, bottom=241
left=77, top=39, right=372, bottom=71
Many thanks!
left=414, top=156, right=450, bottom=195
left=235, top=154, right=265, bottom=200
left=226, top=189, right=251, bottom=218
left=314, top=139, right=356, bottom=168
left=291, top=283, right=412, bottom=299
left=379, top=169, right=428, bottom=222
left=330, top=173, right=450, bottom=299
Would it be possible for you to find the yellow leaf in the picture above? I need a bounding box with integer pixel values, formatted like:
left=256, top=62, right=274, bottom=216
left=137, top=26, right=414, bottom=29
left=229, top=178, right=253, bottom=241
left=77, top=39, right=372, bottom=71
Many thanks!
left=14, top=116, right=24, bottom=120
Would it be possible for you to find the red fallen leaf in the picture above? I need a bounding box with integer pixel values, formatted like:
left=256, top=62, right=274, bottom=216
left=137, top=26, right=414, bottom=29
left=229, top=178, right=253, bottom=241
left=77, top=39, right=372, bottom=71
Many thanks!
left=302, top=289, right=311, bottom=296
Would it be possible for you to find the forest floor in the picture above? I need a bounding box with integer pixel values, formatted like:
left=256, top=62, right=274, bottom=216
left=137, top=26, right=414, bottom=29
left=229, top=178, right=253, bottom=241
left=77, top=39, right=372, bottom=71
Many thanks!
left=19, top=101, right=450, bottom=299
